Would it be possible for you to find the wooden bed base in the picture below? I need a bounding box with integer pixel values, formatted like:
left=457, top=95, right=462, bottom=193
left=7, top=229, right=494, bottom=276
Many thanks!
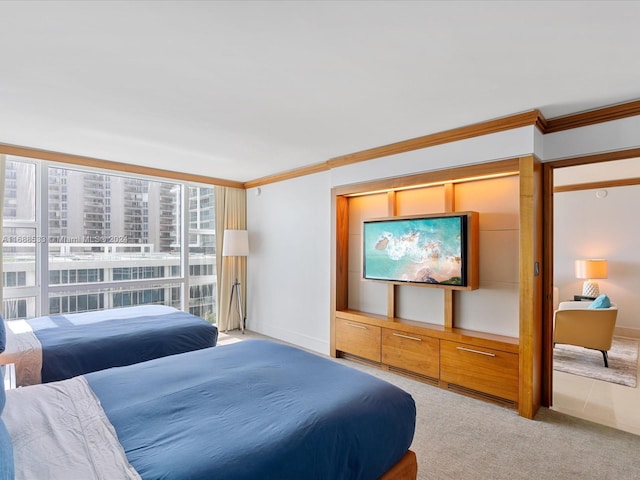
left=380, top=450, right=418, bottom=480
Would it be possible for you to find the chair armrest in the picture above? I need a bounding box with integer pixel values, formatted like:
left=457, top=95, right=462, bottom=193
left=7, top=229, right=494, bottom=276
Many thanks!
left=558, top=301, right=591, bottom=310
left=557, top=301, right=617, bottom=311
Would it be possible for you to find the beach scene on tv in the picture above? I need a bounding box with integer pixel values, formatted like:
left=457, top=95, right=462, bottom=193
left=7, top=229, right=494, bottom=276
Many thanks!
left=363, top=216, right=465, bottom=286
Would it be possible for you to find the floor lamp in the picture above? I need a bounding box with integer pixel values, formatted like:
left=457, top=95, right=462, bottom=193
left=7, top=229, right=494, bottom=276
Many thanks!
left=222, top=229, right=249, bottom=333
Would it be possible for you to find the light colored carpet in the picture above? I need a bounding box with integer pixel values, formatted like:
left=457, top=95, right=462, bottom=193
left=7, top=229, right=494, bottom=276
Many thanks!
left=222, top=330, right=640, bottom=479
left=553, top=337, right=638, bottom=387
left=349, top=360, right=640, bottom=480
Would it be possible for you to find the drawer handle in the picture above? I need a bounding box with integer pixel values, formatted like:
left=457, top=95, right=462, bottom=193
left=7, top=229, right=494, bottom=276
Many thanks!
left=456, top=346, right=496, bottom=357
left=346, top=322, right=367, bottom=330
left=393, top=333, right=422, bottom=342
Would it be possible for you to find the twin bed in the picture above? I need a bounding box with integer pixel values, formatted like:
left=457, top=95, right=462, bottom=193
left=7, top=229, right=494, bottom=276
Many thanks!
left=0, top=310, right=417, bottom=479
left=0, top=305, right=218, bottom=386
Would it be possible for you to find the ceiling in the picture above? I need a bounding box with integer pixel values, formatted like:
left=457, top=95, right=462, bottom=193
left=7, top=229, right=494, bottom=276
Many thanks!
left=2, top=1, right=640, bottom=184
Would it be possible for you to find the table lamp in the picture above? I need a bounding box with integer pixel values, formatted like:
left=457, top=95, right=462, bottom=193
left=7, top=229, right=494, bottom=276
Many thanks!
left=574, top=259, right=608, bottom=298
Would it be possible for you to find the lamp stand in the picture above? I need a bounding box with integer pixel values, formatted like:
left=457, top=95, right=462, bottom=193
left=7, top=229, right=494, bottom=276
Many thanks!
left=227, top=277, right=245, bottom=334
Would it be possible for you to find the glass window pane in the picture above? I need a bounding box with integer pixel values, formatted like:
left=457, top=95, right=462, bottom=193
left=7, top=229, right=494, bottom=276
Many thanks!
left=4, top=160, right=36, bottom=222
left=47, top=167, right=181, bottom=290
left=3, top=297, right=35, bottom=320
left=2, top=227, right=37, bottom=288
left=49, top=298, right=60, bottom=314
left=188, top=186, right=216, bottom=322
left=50, top=284, right=180, bottom=314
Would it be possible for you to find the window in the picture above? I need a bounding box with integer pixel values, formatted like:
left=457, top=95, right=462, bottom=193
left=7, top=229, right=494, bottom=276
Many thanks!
left=2, top=157, right=217, bottom=324
left=4, top=271, right=26, bottom=287
left=2, top=160, right=38, bottom=319
left=187, top=186, right=216, bottom=322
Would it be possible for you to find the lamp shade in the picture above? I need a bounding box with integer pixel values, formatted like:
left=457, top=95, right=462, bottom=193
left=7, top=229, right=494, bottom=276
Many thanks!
left=222, top=229, right=249, bottom=257
left=574, top=259, right=608, bottom=280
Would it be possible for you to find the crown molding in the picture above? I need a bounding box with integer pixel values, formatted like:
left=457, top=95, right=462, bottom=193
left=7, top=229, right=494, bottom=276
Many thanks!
left=0, top=143, right=245, bottom=189
left=545, top=146, right=640, bottom=169
left=544, top=99, right=640, bottom=134
left=327, top=110, right=542, bottom=169
left=554, top=177, right=640, bottom=193
left=243, top=161, right=329, bottom=189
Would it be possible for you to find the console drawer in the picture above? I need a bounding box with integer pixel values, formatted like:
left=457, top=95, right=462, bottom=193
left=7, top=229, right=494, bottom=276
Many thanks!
left=335, top=318, right=381, bottom=362
left=382, top=329, right=439, bottom=379
left=440, top=340, right=518, bottom=401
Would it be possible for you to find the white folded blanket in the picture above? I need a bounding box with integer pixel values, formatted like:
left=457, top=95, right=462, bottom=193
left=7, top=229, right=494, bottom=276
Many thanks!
left=2, top=375, right=141, bottom=480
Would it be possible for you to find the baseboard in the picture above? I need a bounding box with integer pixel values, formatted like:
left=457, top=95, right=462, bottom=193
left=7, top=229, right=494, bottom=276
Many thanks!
left=615, top=326, right=640, bottom=339
left=247, top=321, right=330, bottom=355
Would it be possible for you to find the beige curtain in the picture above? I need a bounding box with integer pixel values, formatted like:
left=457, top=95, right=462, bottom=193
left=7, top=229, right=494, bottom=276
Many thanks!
left=215, top=186, right=247, bottom=331
left=0, top=155, right=5, bottom=309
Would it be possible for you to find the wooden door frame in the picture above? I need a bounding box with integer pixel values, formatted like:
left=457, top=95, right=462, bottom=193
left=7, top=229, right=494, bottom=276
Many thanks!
left=541, top=162, right=554, bottom=406
left=541, top=148, right=640, bottom=407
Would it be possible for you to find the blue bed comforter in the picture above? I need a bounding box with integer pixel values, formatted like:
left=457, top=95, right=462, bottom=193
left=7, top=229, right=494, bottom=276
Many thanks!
left=86, top=340, right=416, bottom=480
left=31, top=307, right=218, bottom=383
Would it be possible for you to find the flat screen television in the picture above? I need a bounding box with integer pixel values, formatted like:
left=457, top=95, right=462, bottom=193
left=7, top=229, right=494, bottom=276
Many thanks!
left=362, top=212, right=475, bottom=288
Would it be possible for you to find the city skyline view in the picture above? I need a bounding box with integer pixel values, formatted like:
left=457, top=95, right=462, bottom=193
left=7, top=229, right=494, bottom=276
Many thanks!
left=2, top=156, right=217, bottom=322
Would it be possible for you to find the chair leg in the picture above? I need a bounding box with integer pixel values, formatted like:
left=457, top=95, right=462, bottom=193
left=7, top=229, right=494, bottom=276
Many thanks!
left=600, top=350, right=609, bottom=368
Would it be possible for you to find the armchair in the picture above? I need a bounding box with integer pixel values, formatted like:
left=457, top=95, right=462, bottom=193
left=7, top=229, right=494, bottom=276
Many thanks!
left=553, top=301, right=618, bottom=367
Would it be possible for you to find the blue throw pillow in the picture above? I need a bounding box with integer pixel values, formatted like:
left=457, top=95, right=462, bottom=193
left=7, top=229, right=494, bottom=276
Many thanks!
left=0, top=418, right=14, bottom=480
left=0, top=316, right=5, bottom=353
left=589, top=294, right=611, bottom=309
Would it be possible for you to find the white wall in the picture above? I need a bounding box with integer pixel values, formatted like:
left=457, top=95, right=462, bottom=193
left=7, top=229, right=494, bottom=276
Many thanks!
left=543, top=115, right=640, bottom=161
left=246, top=171, right=332, bottom=353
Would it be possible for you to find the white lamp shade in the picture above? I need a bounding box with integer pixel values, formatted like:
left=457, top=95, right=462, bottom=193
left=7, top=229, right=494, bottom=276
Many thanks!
left=222, top=230, right=249, bottom=257
left=574, top=259, right=608, bottom=280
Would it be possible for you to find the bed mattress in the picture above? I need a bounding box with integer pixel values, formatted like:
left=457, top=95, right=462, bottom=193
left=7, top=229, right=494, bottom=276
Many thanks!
left=87, top=339, right=416, bottom=480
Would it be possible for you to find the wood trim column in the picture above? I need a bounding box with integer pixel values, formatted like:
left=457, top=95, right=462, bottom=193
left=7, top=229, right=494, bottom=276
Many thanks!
left=331, top=194, right=349, bottom=357
left=518, top=155, right=543, bottom=419
left=541, top=163, right=555, bottom=408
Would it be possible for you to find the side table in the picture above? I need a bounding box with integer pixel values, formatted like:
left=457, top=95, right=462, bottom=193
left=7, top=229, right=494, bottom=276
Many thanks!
left=573, top=295, right=596, bottom=302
